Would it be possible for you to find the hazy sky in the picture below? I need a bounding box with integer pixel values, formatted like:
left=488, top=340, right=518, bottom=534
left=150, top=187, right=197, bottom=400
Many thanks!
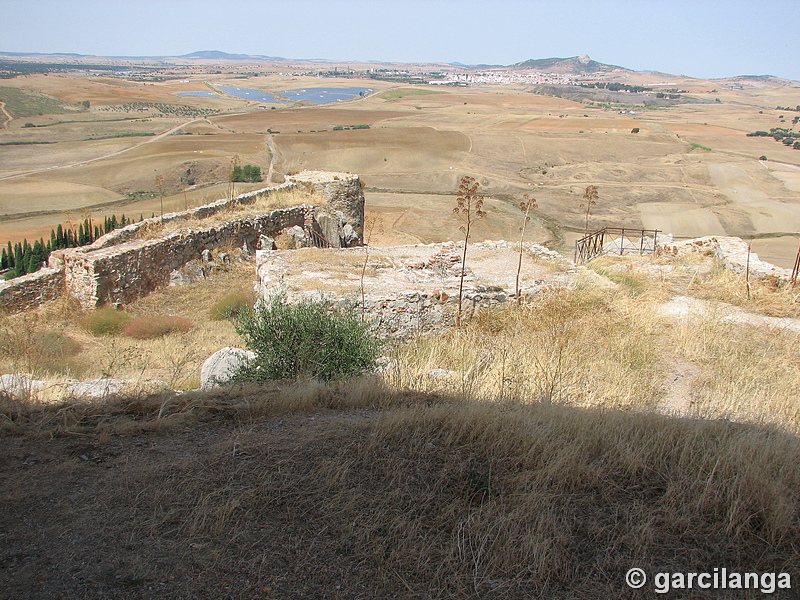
left=3, top=0, right=799, bottom=81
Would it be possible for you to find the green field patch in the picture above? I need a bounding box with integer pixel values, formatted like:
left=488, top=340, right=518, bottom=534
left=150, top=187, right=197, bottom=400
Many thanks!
left=0, top=86, right=84, bottom=118
left=379, top=88, right=443, bottom=100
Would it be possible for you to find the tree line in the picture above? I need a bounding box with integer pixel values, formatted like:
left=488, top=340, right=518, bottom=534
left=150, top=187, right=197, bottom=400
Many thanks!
left=1, top=213, right=146, bottom=280
left=230, top=164, right=263, bottom=183
left=747, top=127, right=800, bottom=150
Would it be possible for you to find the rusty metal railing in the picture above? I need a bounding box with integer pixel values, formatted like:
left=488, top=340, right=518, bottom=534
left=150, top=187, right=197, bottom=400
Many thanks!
left=574, top=227, right=660, bottom=264
left=307, top=227, right=333, bottom=248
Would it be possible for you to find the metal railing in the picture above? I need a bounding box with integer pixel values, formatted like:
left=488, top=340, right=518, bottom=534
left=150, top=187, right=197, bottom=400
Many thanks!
left=574, top=227, right=660, bottom=264
left=307, top=227, right=333, bottom=248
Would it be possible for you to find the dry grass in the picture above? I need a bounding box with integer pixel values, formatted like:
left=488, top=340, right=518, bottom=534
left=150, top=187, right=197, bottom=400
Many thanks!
left=1, top=391, right=797, bottom=598
left=690, top=262, right=800, bottom=318
left=673, top=312, right=800, bottom=429
left=387, top=284, right=664, bottom=410
left=357, top=402, right=800, bottom=597
left=120, top=315, right=193, bottom=339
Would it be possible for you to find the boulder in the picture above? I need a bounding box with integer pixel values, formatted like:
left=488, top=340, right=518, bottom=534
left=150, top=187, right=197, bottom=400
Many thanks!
left=0, top=373, right=49, bottom=399
left=64, top=378, right=127, bottom=399
left=200, top=347, right=256, bottom=390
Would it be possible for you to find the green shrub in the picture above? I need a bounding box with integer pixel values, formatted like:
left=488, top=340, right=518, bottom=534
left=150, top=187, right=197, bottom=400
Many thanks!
left=33, top=331, right=82, bottom=358
left=209, top=291, right=254, bottom=321
left=120, top=315, right=193, bottom=340
left=80, top=307, right=133, bottom=336
left=233, top=294, right=382, bottom=382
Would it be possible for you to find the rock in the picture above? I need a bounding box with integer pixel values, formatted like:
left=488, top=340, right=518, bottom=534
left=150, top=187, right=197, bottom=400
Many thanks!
left=259, top=235, right=276, bottom=250
left=64, top=378, right=127, bottom=399
left=169, top=260, right=206, bottom=286
left=428, top=368, right=457, bottom=380
left=286, top=225, right=309, bottom=248
left=0, top=373, right=49, bottom=399
left=201, top=249, right=212, bottom=262
left=375, top=356, right=396, bottom=372
left=200, top=347, right=256, bottom=390
left=341, top=223, right=360, bottom=247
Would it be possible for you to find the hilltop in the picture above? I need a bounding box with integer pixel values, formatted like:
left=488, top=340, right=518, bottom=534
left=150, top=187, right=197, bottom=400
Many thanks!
left=511, top=54, right=629, bottom=74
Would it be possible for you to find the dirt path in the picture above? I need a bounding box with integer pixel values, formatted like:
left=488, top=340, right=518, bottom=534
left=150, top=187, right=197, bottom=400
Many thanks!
left=0, top=101, right=11, bottom=129
left=656, top=359, right=701, bottom=416
left=660, top=294, right=800, bottom=331
left=0, top=117, right=209, bottom=182
left=266, top=133, right=276, bottom=183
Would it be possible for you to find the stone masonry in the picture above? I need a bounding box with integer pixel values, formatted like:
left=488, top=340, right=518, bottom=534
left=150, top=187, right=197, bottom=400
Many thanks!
left=0, top=171, right=365, bottom=312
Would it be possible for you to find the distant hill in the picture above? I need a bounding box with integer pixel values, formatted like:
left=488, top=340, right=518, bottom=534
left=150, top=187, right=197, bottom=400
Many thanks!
left=511, top=55, right=629, bottom=75
left=717, top=74, right=800, bottom=88
left=180, top=50, right=255, bottom=60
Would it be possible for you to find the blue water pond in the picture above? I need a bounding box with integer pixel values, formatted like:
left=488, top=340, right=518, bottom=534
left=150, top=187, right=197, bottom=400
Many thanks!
left=176, top=91, right=220, bottom=97
left=281, top=87, right=373, bottom=104
left=215, top=85, right=288, bottom=103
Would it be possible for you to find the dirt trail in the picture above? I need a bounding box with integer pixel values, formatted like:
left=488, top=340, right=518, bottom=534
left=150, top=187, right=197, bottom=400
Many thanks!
left=266, top=133, right=276, bottom=183
left=0, top=109, right=248, bottom=182
left=0, top=117, right=208, bottom=182
left=0, top=101, right=11, bottom=129
left=654, top=294, right=800, bottom=417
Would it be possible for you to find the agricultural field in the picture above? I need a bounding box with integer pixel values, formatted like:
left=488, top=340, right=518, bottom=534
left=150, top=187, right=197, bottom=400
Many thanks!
left=1, top=68, right=800, bottom=265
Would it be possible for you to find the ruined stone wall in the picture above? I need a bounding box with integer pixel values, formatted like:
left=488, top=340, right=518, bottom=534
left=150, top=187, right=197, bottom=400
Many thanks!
left=289, top=171, right=365, bottom=240
left=0, top=268, right=65, bottom=314
left=63, top=207, right=307, bottom=308
left=658, top=236, right=793, bottom=281
left=0, top=171, right=365, bottom=313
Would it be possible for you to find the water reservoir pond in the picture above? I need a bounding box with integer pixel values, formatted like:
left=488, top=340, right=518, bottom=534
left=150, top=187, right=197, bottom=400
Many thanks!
left=215, top=85, right=288, bottom=103
left=210, top=85, right=372, bottom=104
left=176, top=91, right=220, bottom=97
left=281, top=87, right=373, bottom=103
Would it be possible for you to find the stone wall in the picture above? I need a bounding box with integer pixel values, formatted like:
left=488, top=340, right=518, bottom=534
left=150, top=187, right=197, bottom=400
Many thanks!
left=0, top=268, right=65, bottom=314
left=0, top=171, right=365, bottom=313
left=658, top=236, right=793, bottom=281
left=62, top=207, right=308, bottom=308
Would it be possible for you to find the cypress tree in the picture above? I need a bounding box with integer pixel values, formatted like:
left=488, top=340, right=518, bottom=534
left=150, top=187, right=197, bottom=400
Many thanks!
left=56, top=224, right=64, bottom=249
left=13, top=243, right=22, bottom=270
left=1, top=247, right=7, bottom=270
left=6, top=241, right=12, bottom=267
left=26, top=252, right=37, bottom=274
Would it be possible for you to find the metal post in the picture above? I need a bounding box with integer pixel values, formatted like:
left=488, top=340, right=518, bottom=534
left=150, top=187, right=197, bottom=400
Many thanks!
left=792, top=239, right=800, bottom=285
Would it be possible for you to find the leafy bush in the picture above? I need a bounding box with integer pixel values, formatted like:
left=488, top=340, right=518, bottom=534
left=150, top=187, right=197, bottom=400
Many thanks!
left=80, top=307, right=133, bottom=336
left=233, top=294, right=381, bottom=382
left=120, top=315, right=193, bottom=339
left=209, top=291, right=254, bottom=321
left=32, top=331, right=82, bottom=358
